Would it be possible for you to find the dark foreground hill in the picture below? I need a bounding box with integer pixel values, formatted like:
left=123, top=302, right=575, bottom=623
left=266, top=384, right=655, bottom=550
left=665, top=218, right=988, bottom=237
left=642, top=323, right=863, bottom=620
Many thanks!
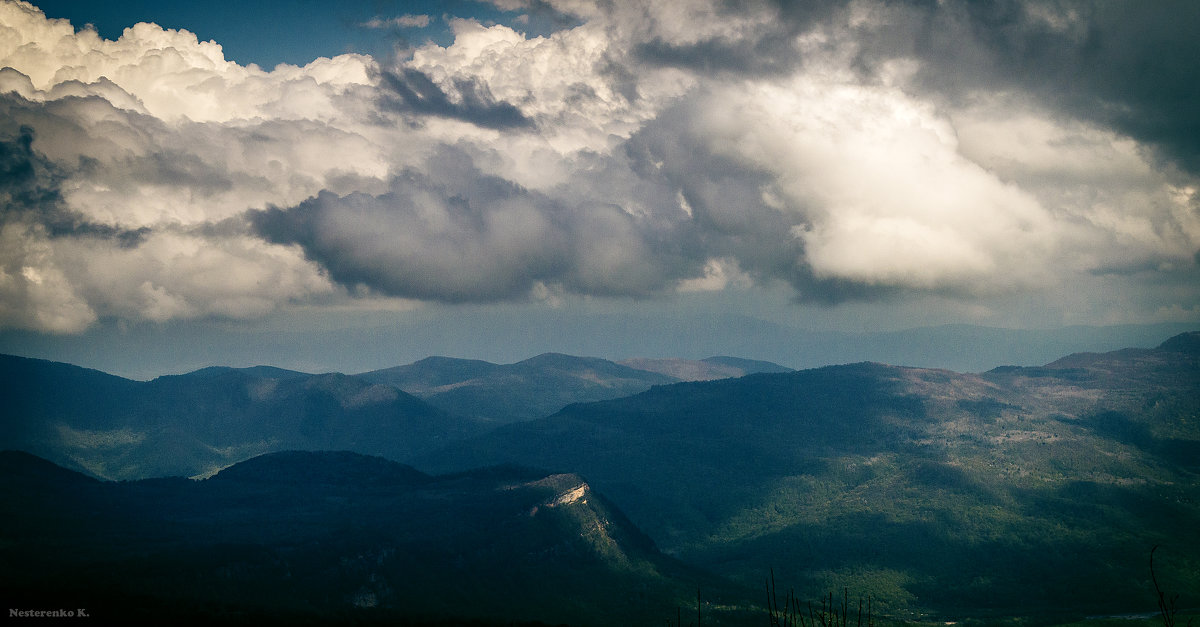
left=0, top=450, right=745, bottom=626
left=415, top=333, right=1200, bottom=619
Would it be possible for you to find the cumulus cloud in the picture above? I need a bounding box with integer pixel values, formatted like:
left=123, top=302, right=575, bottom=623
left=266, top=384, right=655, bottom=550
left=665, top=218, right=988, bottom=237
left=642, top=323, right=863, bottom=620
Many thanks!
left=0, top=121, right=336, bottom=332
left=1, top=0, right=1198, bottom=333
left=248, top=146, right=701, bottom=302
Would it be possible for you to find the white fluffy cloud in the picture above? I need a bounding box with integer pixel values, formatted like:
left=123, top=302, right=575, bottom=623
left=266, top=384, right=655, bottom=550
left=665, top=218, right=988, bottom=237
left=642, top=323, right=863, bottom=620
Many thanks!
left=0, top=1, right=373, bottom=123
left=951, top=96, right=1200, bottom=274
left=686, top=75, right=1055, bottom=290
left=0, top=0, right=1197, bottom=333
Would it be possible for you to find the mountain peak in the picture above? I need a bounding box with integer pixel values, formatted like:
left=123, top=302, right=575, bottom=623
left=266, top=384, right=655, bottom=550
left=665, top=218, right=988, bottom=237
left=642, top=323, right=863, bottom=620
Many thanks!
left=1158, top=331, right=1200, bottom=354
left=517, top=352, right=598, bottom=367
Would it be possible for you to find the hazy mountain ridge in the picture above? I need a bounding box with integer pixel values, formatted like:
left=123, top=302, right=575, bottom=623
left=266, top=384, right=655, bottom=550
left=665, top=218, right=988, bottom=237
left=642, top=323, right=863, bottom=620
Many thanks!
left=0, top=449, right=735, bottom=626
left=359, top=352, right=680, bottom=423
left=8, top=317, right=1195, bottom=381
left=617, top=356, right=793, bottom=381
left=0, top=357, right=487, bottom=480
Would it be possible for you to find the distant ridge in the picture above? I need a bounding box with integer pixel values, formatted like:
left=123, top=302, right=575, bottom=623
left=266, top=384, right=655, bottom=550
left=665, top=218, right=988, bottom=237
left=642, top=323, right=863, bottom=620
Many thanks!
left=619, top=355, right=792, bottom=381
left=178, top=365, right=313, bottom=380
left=5, top=319, right=1197, bottom=379
left=359, top=352, right=677, bottom=423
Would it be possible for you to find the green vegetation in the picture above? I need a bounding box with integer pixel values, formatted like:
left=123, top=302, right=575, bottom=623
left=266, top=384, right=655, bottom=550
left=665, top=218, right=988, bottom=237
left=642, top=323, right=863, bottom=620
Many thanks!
left=419, top=335, right=1200, bottom=618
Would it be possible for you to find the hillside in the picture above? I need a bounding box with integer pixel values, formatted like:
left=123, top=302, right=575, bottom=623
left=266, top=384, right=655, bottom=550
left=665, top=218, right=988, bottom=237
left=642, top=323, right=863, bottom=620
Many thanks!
left=0, top=450, right=742, bottom=626
left=0, top=357, right=487, bottom=480
left=415, top=333, right=1200, bottom=618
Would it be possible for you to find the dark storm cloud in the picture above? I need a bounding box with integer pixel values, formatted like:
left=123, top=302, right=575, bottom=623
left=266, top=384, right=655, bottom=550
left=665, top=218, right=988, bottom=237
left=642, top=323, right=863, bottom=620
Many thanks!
left=633, top=26, right=801, bottom=76
left=631, top=0, right=841, bottom=76
left=0, top=123, right=148, bottom=247
left=625, top=0, right=1200, bottom=174
left=0, top=124, right=60, bottom=214
left=248, top=146, right=703, bottom=302
left=378, top=67, right=533, bottom=130
left=634, top=32, right=797, bottom=76
left=859, top=0, right=1200, bottom=174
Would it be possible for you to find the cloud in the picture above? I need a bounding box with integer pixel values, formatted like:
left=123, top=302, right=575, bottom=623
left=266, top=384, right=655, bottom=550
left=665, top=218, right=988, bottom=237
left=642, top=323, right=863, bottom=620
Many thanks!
left=0, top=3, right=363, bottom=332
left=844, top=0, right=1200, bottom=176
left=1, top=0, right=1197, bottom=333
left=248, top=146, right=701, bottom=302
left=377, top=67, right=533, bottom=130
left=0, top=1, right=375, bottom=122
left=0, top=122, right=336, bottom=333
left=363, top=15, right=432, bottom=29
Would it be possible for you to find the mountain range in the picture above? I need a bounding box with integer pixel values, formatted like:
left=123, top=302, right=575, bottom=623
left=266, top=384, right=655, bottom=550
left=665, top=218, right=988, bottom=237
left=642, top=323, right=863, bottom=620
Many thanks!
left=3, top=333, right=1199, bottom=624
left=0, top=351, right=789, bottom=479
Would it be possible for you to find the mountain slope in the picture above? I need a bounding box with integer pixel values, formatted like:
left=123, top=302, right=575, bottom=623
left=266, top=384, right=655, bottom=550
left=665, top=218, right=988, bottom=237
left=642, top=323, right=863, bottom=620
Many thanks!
left=0, top=357, right=486, bottom=480
left=0, top=450, right=742, bottom=626
left=358, top=352, right=679, bottom=423
left=415, top=333, right=1200, bottom=618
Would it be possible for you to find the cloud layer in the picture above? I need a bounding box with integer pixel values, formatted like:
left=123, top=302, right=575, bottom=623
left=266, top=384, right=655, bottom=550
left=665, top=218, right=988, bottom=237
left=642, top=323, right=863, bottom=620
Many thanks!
left=1, top=0, right=1198, bottom=332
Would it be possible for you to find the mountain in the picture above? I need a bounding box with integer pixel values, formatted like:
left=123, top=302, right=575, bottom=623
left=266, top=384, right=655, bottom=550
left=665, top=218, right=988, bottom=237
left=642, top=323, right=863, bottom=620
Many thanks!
left=618, top=356, right=793, bottom=381
left=414, top=332, right=1200, bottom=619
left=0, top=356, right=486, bottom=480
left=0, top=450, right=741, bottom=626
left=357, top=352, right=679, bottom=423
left=4, top=335, right=1199, bottom=621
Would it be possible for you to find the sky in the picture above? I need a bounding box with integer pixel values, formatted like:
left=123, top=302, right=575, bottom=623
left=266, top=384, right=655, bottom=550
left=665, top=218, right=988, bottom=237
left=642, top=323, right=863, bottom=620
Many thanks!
left=1, top=0, right=1199, bottom=377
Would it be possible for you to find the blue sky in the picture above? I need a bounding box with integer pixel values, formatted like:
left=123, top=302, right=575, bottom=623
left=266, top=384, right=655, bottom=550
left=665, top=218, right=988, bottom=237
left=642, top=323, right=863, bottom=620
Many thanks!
left=32, top=1, right=561, bottom=67
left=1, top=0, right=1199, bottom=377
left=34, top=1, right=451, bottom=65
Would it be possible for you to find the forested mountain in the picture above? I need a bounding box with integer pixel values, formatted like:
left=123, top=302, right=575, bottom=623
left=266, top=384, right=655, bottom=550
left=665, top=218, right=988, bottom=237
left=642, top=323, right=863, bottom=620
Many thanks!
left=415, top=333, right=1200, bottom=617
